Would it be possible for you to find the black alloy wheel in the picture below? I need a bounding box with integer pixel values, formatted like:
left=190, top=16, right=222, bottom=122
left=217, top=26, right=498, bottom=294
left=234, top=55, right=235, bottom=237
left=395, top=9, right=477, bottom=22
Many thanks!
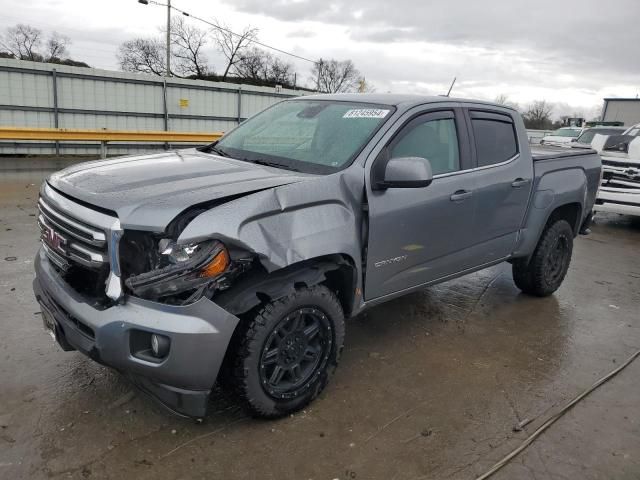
left=259, top=307, right=333, bottom=399
left=222, top=285, right=345, bottom=418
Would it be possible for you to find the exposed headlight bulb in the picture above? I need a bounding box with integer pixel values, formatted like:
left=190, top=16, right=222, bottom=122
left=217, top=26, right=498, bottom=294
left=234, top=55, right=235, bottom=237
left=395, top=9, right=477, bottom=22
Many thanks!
left=159, top=240, right=200, bottom=264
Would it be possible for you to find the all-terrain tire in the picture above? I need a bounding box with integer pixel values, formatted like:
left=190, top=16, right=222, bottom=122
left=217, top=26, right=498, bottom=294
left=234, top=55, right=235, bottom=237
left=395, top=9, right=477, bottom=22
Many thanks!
left=223, top=285, right=345, bottom=418
left=512, top=219, right=574, bottom=297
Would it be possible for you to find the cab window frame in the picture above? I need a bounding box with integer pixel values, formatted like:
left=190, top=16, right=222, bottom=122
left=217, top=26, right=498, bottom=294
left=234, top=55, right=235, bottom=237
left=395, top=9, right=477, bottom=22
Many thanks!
left=371, top=107, right=473, bottom=185
left=466, top=109, right=520, bottom=169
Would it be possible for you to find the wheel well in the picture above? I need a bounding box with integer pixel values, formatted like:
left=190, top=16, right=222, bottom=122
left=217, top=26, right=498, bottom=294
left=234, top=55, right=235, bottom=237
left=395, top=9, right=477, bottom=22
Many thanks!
left=214, top=254, right=358, bottom=318
left=547, top=203, right=582, bottom=235
left=321, top=256, right=358, bottom=317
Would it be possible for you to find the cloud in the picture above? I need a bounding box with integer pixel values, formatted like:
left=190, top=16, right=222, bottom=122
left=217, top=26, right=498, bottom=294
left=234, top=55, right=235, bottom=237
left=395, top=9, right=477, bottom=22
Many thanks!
left=224, top=0, right=640, bottom=79
left=287, top=29, right=316, bottom=38
left=1, top=0, right=638, bottom=115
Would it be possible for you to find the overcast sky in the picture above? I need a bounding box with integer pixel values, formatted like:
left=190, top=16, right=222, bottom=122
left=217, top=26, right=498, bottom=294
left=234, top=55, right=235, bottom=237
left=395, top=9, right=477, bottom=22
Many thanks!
left=1, top=0, right=638, bottom=119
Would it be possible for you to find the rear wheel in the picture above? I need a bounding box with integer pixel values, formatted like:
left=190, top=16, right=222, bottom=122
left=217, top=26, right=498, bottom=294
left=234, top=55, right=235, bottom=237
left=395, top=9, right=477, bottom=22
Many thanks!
left=512, top=219, right=574, bottom=297
left=224, top=285, right=345, bottom=418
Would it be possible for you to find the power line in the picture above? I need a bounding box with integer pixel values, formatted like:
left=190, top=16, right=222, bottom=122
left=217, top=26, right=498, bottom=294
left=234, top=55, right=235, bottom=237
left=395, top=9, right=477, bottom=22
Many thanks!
left=144, top=0, right=318, bottom=65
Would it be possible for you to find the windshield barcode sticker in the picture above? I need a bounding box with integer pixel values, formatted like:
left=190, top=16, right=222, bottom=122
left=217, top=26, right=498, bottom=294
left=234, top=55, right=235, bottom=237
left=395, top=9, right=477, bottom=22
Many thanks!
left=343, top=109, right=390, bottom=119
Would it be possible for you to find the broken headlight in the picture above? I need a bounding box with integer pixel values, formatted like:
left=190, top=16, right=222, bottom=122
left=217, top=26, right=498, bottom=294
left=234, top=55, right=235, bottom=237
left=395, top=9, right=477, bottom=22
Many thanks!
left=124, top=239, right=230, bottom=301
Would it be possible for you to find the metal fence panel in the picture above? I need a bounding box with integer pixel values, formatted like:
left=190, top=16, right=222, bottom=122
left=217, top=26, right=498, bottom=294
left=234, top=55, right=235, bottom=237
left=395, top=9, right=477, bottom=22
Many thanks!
left=241, top=93, right=281, bottom=119
left=59, top=113, right=165, bottom=130
left=59, top=77, right=163, bottom=114
left=0, top=69, right=53, bottom=107
left=0, top=58, right=307, bottom=155
left=169, top=118, right=237, bottom=134
left=167, top=86, right=236, bottom=119
left=0, top=110, right=54, bottom=128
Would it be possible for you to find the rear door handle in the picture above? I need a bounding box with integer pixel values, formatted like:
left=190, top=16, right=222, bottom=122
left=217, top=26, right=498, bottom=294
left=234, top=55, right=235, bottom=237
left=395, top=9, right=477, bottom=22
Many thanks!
left=450, top=190, right=473, bottom=202
left=511, top=178, right=530, bottom=188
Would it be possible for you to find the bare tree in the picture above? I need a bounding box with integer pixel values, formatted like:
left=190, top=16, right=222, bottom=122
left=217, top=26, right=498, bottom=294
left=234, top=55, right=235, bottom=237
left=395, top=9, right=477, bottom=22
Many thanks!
left=234, top=47, right=268, bottom=80
left=1, top=24, right=42, bottom=61
left=494, top=94, right=510, bottom=105
left=268, top=56, right=294, bottom=85
left=117, top=38, right=166, bottom=76
left=212, top=21, right=258, bottom=80
left=494, top=93, right=519, bottom=110
left=46, top=32, right=70, bottom=61
left=234, top=47, right=295, bottom=86
left=169, top=17, right=209, bottom=77
left=357, top=77, right=375, bottom=93
left=523, top=100, right=553, bottom=130
left=312, top=58, right=361, bottom=93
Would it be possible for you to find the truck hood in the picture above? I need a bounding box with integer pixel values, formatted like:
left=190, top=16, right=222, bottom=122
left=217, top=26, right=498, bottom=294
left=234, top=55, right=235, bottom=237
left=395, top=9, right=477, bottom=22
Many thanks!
left=47, top=149, right=311, bottom=231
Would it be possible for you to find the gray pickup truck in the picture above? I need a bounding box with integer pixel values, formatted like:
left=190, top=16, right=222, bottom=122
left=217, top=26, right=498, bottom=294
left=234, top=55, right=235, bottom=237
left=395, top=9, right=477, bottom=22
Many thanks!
left=33, top=94, right=601, bottom=419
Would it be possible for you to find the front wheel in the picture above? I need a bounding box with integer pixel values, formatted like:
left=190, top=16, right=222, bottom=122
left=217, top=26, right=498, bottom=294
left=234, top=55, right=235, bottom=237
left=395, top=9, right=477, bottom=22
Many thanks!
left=224, top=285, right=345, bottom=418
left=512, top=219, right=574, bottom=297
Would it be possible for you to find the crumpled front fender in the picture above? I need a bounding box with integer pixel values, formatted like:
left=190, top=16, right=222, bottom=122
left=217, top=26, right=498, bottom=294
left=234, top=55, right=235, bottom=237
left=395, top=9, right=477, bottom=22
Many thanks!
left=178, top=171, right=364, bottom=275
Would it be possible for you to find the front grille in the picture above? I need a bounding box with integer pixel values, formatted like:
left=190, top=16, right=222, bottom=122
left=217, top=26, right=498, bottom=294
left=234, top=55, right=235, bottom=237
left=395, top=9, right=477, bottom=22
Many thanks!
left=38, top=197, right=108, bottom=269
left=600, top=159, right=640, bottom=191
left=602, top=176, right=640, bottom=190
left=37, top=184, right=123, bottom=304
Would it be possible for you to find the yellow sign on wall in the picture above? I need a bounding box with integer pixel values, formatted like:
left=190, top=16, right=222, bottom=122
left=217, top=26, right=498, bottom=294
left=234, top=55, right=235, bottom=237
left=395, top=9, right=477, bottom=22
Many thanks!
left=179, top=98, right=189, bottom=108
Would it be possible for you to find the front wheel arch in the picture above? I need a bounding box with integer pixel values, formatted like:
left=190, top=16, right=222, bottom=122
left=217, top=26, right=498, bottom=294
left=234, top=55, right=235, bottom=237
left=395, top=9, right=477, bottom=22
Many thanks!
left=214, top=253, right=358, bottom=319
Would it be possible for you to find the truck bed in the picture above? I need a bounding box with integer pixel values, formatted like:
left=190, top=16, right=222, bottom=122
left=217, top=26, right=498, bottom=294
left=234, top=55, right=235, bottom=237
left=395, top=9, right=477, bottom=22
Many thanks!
left=530, top=144, right=596, bottom=162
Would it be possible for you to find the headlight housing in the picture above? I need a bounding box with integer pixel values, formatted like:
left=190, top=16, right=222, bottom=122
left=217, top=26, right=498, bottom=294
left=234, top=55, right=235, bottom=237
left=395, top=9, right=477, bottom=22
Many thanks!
left=125, top=239, right=231, bottom=301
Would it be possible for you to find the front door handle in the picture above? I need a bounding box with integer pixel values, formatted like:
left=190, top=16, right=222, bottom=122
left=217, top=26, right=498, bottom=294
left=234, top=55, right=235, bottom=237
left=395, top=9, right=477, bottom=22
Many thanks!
left=450, top=190, right=473, bottom=202
left=511, top=178, right=530, bottom=188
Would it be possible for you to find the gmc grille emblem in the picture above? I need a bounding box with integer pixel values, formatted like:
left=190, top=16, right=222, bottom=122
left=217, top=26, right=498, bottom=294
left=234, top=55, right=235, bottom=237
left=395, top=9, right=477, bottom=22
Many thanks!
left=42, top=225, right=67, bottom=254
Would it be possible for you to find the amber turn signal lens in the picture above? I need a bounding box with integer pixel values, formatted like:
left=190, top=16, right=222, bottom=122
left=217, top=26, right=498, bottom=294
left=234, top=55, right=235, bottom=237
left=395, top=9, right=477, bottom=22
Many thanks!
left=200, top=248, right=230, bottom=278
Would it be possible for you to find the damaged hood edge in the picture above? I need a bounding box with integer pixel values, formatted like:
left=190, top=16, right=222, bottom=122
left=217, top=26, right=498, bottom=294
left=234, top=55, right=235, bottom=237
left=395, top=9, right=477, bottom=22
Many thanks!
left=46, top=149, right=313, bottom=231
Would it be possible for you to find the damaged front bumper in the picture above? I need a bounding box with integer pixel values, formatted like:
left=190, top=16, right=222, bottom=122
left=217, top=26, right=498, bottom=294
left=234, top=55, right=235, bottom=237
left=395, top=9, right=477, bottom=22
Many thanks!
left=33, top=248, right=239, bottom=419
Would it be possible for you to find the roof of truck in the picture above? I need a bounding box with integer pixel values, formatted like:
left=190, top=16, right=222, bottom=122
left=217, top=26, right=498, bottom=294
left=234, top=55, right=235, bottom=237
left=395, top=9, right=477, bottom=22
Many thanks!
left=297, top=93, right=518, bottom=111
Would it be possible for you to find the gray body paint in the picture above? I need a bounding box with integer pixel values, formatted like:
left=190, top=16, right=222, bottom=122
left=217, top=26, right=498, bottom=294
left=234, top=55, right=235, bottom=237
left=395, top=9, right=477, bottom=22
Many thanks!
left=35, top=93, right=602, bottom=418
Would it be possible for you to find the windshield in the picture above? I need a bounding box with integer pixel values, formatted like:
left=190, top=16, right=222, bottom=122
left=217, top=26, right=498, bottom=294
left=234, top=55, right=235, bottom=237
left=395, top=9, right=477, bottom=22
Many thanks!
left=577, top=128, right=624, bottom=144
left=551, top=128, right=580, bottom=138
left=211, top=100, right=393, bottom=174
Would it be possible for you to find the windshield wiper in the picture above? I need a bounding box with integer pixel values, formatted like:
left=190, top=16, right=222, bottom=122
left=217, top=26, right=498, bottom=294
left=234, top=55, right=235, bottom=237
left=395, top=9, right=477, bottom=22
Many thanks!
left=244, top=158, right=299, bottom=172
left=207, top=144, right=231, bottom=157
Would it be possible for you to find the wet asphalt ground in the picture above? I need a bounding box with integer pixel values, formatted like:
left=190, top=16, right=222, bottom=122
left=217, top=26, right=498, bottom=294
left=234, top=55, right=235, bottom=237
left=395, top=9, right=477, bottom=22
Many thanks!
left=1, top=166, right=639, bottom=480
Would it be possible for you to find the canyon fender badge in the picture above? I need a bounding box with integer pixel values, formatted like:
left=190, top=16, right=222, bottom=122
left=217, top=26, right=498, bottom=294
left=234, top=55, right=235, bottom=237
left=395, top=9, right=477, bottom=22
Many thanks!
left=374, top=255, right=408, bottom=268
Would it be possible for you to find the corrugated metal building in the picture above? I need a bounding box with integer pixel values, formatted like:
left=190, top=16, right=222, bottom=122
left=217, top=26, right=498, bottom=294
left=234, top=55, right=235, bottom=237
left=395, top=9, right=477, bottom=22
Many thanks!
left=0, top=58, right=308, bottom=155
left=601, top=98, right=640, bottom=127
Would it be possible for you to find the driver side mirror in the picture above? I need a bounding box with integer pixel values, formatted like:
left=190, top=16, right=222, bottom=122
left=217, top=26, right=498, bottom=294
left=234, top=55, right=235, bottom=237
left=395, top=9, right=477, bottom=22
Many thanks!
left=375, top=156, right=433, bottom=190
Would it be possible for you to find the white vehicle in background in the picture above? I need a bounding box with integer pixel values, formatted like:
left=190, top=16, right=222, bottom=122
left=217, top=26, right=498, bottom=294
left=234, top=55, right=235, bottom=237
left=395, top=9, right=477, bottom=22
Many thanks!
left=540, top=127, right=582, bottom=146
left=592, top=124, right=640, bottom=217
left=574, top=126, right=626, bottom=146
left=623, top=123, right=640, bottom=137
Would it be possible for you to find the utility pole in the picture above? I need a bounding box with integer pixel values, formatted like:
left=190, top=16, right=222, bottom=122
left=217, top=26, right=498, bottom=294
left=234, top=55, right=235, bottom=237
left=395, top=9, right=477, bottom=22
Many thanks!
left=316, top=59, right=323, bottom=93
left=166, top=0, right=171, bottom=77
left=138, top=0, right=171, bottom=76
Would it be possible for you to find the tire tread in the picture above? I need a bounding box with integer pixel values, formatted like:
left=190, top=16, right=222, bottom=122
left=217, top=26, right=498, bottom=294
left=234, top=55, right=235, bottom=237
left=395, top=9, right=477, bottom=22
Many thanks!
left=225, top=285, right=344, bottom=418
left=512, top=219, right=573, bottom=297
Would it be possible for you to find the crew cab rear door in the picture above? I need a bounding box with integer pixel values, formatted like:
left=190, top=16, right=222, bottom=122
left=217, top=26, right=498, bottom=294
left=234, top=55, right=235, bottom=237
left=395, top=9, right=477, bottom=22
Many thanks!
left=465, top=108, right=534, bottom=260
left=363, top=106, right=477, bottom=300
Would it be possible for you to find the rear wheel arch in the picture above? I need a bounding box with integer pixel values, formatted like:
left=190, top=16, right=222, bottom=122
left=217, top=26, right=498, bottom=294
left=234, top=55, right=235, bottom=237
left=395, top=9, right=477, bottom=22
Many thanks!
left=546, top=202, right=582, bottom=236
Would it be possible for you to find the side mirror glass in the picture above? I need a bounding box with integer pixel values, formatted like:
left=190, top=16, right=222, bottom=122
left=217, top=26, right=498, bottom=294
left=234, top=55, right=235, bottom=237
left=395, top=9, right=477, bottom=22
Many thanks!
left=377, top=156, right=433, bottom=189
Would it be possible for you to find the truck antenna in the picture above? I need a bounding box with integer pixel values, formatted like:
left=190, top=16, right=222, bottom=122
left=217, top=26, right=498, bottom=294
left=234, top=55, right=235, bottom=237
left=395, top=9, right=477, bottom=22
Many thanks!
left=446, top=77, right=457, bottom=97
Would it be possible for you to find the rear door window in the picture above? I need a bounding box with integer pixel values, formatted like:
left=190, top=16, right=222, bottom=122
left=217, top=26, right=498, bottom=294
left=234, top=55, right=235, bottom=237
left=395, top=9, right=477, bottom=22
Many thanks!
left=470, top=111, right=519, bottom=167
